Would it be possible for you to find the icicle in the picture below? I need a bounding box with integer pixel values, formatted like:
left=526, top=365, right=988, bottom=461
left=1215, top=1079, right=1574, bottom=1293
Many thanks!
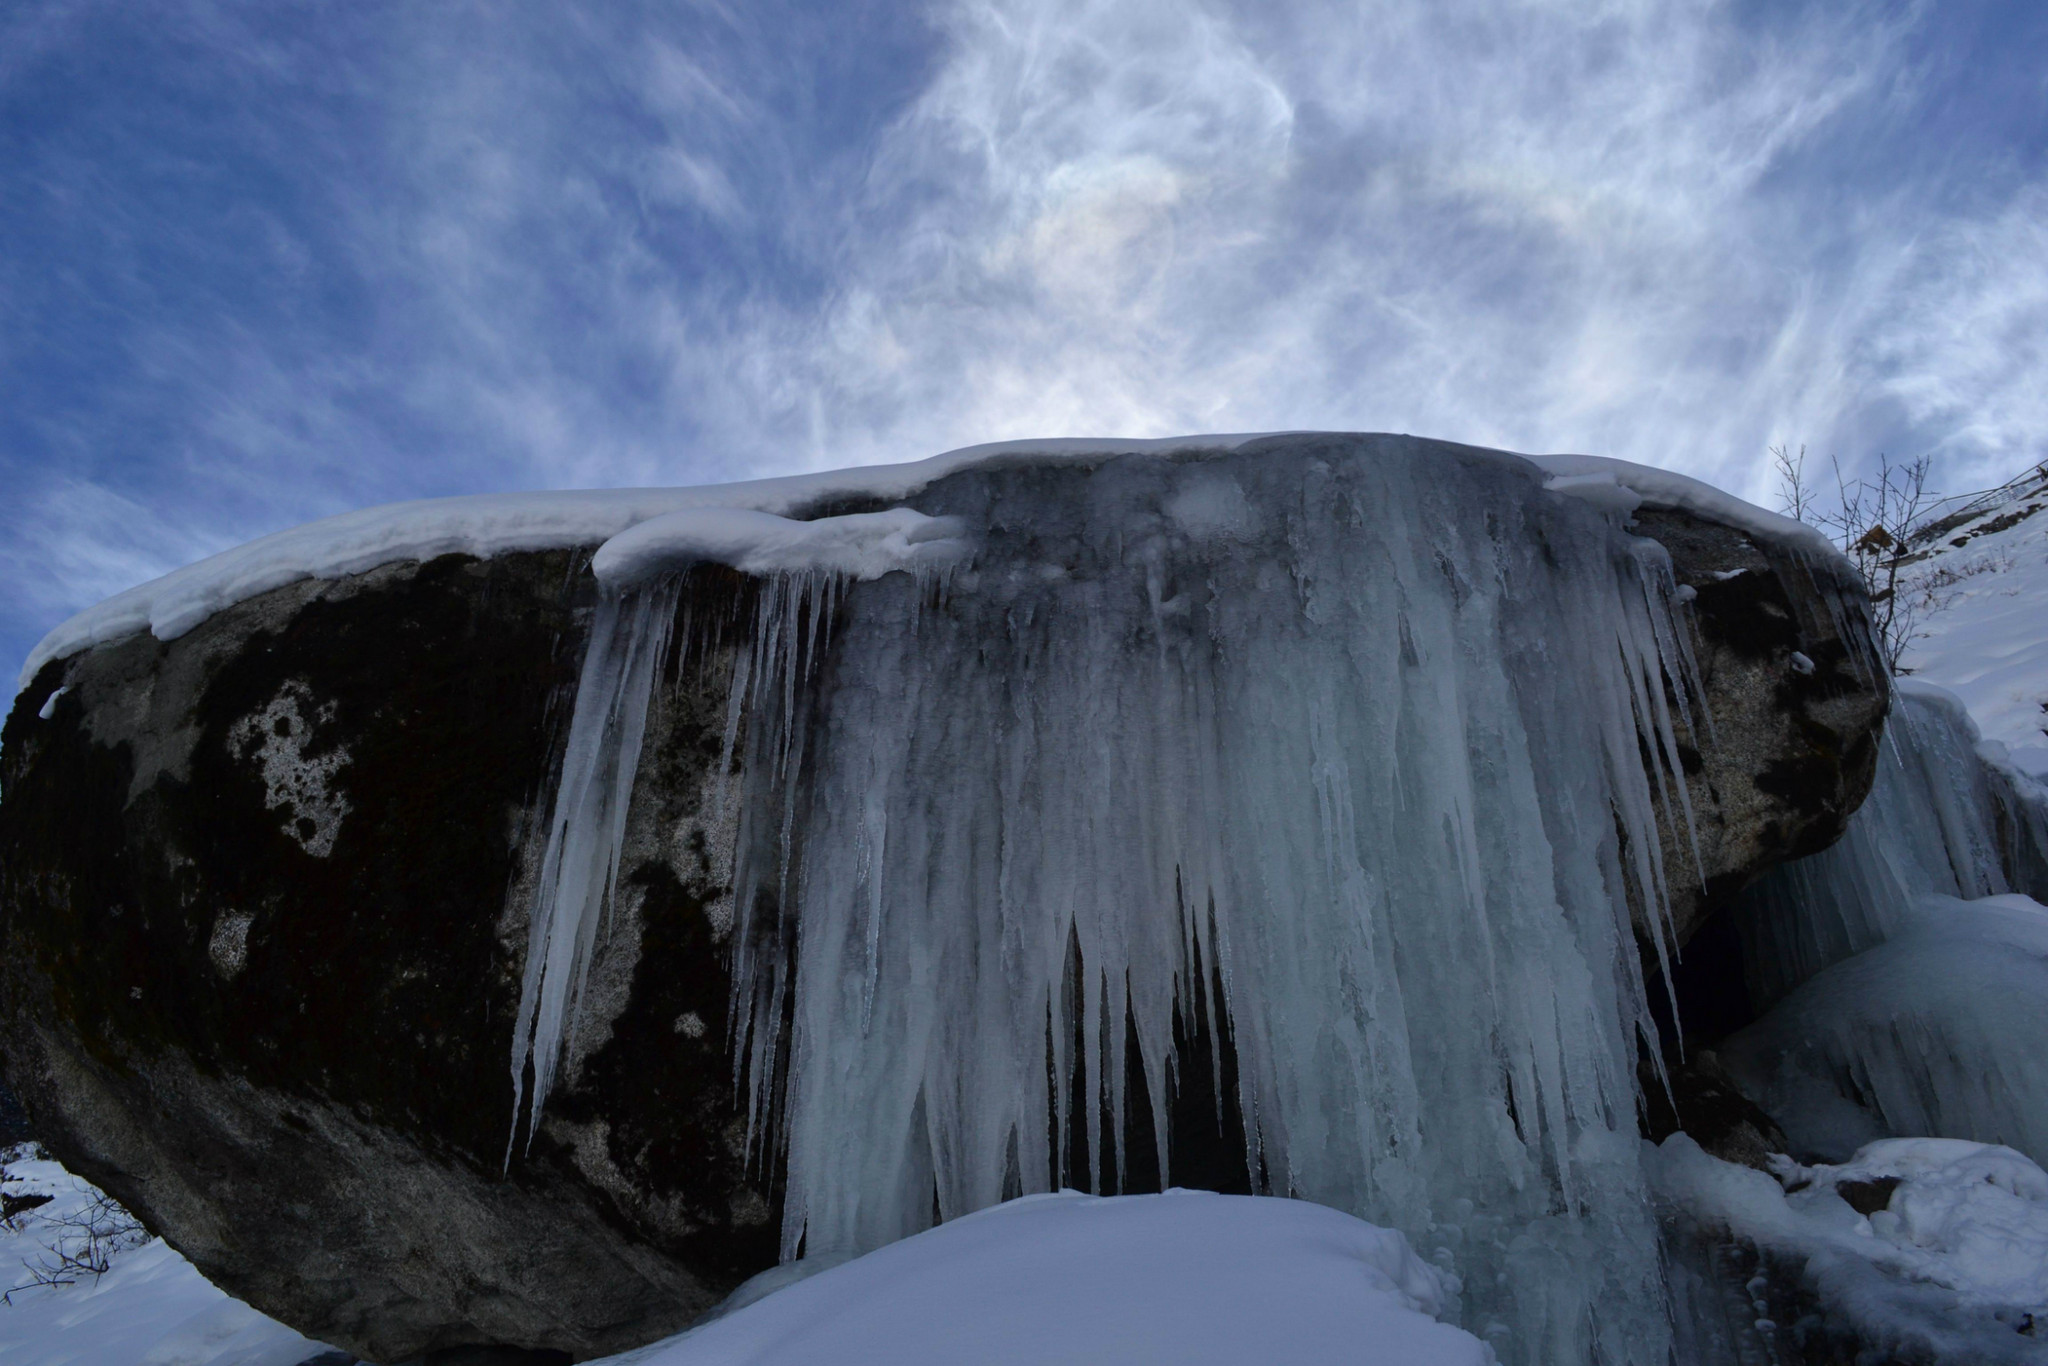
left=507, top=576, right=682, bottom=1160
left=501, top=442, right=1759, bottom=1362
left=1792, top=548, right=1884, bottom=686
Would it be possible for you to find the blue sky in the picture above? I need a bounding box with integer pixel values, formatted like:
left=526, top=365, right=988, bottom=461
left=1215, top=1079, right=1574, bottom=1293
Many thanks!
left=4, top=0, right=2045, bottom=685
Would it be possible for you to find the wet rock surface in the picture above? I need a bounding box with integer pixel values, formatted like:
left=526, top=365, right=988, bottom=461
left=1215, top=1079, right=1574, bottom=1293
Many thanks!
left=0, top=450, right=1886, bottom=1362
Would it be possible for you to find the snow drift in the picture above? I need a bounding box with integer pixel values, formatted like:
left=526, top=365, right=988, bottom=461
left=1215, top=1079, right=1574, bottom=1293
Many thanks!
left=1653, top=1133, right=2048, bottom=1364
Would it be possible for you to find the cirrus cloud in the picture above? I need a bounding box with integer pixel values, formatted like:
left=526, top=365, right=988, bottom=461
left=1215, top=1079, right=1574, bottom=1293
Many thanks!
left=2, top=0, right=2044, bottom=680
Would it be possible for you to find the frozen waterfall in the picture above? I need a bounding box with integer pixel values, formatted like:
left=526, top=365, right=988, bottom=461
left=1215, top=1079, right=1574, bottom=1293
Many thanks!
left=1724, top=681, right=2048, bottom=1166
left=1731, top=679, right=2048, bottom=1009
left=515, top=438, right=1717, bottom=1364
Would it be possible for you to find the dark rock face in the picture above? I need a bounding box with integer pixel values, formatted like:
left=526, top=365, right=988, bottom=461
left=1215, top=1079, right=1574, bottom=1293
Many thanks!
left=0, top=1074, right=30, bottom=1145
left=0, top=452, right=1885, bottom=1362
left=1638, top=1047, right=1789, bottom=1173
left=0, top=553, right=776, bottom=1362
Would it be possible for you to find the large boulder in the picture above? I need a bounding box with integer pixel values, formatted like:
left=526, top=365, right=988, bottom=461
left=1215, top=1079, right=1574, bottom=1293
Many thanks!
left=1634, top=504, right=1889, bottom=944
left=0, top=438, right=1885, bottom=1361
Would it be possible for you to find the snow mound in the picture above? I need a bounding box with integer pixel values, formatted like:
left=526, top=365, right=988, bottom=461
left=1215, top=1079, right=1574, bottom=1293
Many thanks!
left=1651, top=1133, right=2048, bottom=1364
left=1789, top=1139, right=2048, bottom=1307
left=1724, top=891, right=2048, bottom=1167
left=594, top=1189, right=1491, bottom=1366
left=17, top=432, right=1841, bottom=694
left=1724, top=683, right=2048, bottom=1169
left=0, top=1151, right=334, bottom=1366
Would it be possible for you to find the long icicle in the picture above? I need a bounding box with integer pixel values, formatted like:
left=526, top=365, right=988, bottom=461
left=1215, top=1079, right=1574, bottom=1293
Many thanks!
left=507, top=576, right=680, bottom=1161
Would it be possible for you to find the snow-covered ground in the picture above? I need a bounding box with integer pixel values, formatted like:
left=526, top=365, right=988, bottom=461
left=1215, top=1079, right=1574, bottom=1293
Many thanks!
left=1901, top=466, right=2048, bottom=776
left=593, top=1188, right=1491, bottom=1366
left=0, top=1148, right=337, bottom=1366
left=18, top=1137, right=2046, bottom=1366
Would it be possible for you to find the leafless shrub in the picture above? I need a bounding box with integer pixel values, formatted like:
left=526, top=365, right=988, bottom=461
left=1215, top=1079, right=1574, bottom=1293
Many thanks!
left=1917, top=545, right=2015, bottom=596
left=3, top=1189, right=149, bottom=1304
left=0, top=1149, right=48, bottom=1233
left=1773, top=445, right=1940, bottom=673
left=0, top=1190, right=53, bottom=1229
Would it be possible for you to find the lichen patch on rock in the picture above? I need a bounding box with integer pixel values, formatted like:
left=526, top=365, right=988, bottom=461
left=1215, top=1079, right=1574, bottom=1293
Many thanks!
left=208, top=910, right=254, bottom=978
left=227, top=681, right=352, bottom=857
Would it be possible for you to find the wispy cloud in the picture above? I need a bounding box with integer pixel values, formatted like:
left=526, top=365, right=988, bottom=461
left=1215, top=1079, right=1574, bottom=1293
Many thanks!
left=1862, top=182, right=2048, bottom=487
left=3, top=0, right=2045, bottom=679
left=0, top=476, right=229, bottom=622
left=759, top=0, right=1932, bottom=499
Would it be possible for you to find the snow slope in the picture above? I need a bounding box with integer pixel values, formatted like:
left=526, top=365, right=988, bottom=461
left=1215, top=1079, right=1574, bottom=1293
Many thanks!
left=593, top=1188, right=1493, bottom=1366
left=0, top=1150, right=337, bottom=1366
left=15, top=433, right=1838, bottom=694
left=1901, top=466, right=2048, bottom=775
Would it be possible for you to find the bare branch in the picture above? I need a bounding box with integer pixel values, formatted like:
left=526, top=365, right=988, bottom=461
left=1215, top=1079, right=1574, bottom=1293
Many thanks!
left=1770, top=443, right=1815, bottom=522
left=3, top=1189, right=148, bottom=1305
left=1771, top=445, right=1946, bottom=673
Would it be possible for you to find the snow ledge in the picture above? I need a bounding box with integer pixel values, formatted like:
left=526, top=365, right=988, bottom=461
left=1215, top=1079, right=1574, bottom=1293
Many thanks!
left=17, top=433, right=1844, bottom=695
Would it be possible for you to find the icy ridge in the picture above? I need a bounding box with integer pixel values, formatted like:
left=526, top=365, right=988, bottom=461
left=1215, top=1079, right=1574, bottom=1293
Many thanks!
left=18, top=433, right=1834, bottom=694
left=591, top=507, right=974, bottom=588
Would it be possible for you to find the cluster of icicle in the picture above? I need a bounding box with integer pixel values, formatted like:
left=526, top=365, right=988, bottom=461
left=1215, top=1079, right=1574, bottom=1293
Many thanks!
left=1726, top=681, right=2048, bottom=1164
left=510, top=439, right=1716, bottom=1365
left=1735, top=680, right=2048, bottom=1007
